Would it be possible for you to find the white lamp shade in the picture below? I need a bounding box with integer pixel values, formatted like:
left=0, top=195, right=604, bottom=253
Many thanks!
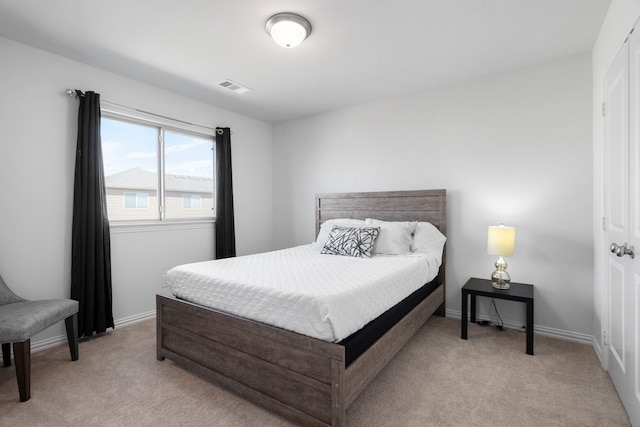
left=266, top=13, right=312, bottom=48
left=487, top=225, right=515, bottom=257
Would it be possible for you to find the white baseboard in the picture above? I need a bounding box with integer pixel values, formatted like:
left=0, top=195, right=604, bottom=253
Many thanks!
left=446, top=309, right=594, bottom=345
left=592, top=336, right=604, bottom=366
left=30, top=310, right=156, bottom=353
left=113, top=310, right=156, bottom=329
left=29, top=308, right=595, bottom=353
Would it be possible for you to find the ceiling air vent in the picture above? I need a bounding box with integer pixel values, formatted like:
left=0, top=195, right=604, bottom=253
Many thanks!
left=217, top=79, right=252, bottom=94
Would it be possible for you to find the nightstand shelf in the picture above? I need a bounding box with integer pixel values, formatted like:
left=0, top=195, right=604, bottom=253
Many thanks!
left=460, top=277, right=534, bottom=355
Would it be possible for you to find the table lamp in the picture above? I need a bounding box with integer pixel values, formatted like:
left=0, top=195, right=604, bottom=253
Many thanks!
left=487, top=224, right=516, bottom=289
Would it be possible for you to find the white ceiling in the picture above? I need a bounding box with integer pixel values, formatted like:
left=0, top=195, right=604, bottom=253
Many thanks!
left=0, top=0, right=611, bottom=124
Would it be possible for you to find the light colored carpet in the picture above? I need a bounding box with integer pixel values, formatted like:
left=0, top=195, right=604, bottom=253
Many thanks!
left=0, top=316, right=630, bottom=426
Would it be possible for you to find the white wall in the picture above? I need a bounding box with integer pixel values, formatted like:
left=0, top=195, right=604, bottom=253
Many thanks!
left=0, top=37, right=274, bottom=345
left=0, top=32, right=600, bottom=346
left=592, top=0, right=640, bottom=361
left=273, top=53, right=594, bottom=340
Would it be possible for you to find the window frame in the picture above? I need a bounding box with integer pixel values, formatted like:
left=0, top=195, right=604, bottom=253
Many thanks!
left=101, top=102, right=215, bottom=228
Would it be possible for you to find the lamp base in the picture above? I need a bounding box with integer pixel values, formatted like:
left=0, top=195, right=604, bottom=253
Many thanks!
left=491, top=256, right=511, bottom=290
left=492, top=281, right=511, bottom=290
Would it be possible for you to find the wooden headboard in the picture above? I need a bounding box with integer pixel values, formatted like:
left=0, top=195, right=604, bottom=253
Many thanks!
left=315, top=189, right=447, bottom=297
left=315, top=189, right=446, bottom=236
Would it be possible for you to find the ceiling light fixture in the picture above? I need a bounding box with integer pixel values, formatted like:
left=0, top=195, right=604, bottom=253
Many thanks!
left=265, top=12, right=312, bottom=48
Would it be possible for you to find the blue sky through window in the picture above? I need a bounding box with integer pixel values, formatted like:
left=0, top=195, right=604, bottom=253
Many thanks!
left=102, top=117, right=157, bottom=176
left=101, top=118, right=213, bottom=179
left=165, top=130, right=213, bottom=178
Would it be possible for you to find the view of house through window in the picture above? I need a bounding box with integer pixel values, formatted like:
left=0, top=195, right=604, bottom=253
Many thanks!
left=101, top=115, right=214, bottom=222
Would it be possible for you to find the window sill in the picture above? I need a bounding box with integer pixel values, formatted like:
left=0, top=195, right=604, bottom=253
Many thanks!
left=109, top=219, right=215, bottom=234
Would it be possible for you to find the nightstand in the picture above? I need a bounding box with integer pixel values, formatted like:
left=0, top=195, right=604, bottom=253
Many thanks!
left=460, top=277, right=534, bottom=355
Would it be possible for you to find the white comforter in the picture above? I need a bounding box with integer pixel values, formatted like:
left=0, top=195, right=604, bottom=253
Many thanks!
left=166, top=243, right=441, bottom=342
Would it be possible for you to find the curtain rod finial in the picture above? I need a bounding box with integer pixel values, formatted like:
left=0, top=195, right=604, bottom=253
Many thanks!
left=65, top=89, right=76, bottom=98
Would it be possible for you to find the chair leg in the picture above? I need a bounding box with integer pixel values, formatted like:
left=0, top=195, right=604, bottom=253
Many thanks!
left=2, top=343, right=11, bottom=367
left=65, top=313, right=79, bottom=361
left=12, top=340, right=30, bottom=402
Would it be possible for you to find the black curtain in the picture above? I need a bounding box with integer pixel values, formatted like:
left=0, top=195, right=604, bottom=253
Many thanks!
left=215, top=127, right=236, bottom=259
left=71, top=90, right=114, bottom=337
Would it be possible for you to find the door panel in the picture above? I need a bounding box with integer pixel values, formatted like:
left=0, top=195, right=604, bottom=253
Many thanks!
left=605, top=42, right=629, bottom=237
left=609, top=258, right=625, bottom=369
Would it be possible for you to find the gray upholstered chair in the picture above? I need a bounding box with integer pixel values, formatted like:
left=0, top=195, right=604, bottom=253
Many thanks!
left=0, top=274, right=79, bottom=402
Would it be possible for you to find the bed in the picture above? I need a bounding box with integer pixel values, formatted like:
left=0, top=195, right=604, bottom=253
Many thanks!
left=156, top=189, right=446, bottom=426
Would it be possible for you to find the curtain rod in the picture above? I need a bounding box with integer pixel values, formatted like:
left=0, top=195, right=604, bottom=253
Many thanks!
left=64, top=89, right=227, bottom=134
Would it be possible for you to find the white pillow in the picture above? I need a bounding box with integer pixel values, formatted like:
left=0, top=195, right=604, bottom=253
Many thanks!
left=411, top=222, right=446, bottom=254
left=365, top=219, right=417, bottom=255
left=316, top=219, right=366, bottom=246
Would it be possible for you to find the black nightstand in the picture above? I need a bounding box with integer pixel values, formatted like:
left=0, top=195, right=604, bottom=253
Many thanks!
left=460, top=277, right=534, bottom=355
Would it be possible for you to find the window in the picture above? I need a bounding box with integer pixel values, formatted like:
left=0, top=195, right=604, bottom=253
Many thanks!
left=101, top=106, right=214, bottom=222
left=182, top=194, right=201, bottom=209
left=124, top=192, right=149, bottom=209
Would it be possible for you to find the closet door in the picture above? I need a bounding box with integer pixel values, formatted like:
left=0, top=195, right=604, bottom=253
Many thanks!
left=604, top=36, right=629, bottom=403
left=629, top=25, right=640, bottom=425
left=604, top=27, right=640, bottom=425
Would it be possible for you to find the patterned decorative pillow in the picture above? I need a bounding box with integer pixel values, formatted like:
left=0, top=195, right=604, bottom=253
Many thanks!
left=316, top=218, right=366, bottom=246
left=321, top=226, right=380, bottom=258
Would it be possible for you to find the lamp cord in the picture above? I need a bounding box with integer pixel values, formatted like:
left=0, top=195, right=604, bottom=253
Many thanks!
left=491, top=299, right=504, bottom=330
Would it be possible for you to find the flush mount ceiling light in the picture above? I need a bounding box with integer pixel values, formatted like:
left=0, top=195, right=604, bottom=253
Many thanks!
left=265, top=12, right=312, bottom=48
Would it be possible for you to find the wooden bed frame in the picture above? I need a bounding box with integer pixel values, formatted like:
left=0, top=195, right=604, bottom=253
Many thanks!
left=156, top=189, right=446, bottom=426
